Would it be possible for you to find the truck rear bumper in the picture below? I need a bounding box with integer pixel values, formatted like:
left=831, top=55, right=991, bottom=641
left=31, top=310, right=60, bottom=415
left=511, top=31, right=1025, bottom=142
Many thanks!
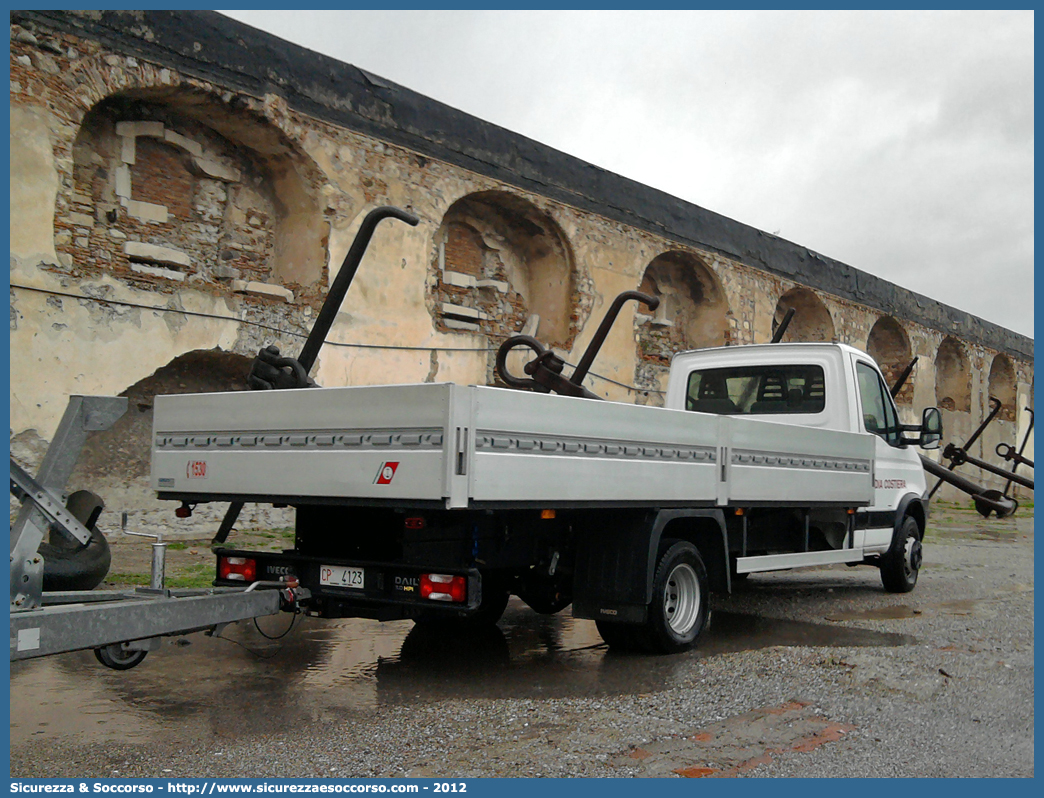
left=214, top=548, right=482, bottom=620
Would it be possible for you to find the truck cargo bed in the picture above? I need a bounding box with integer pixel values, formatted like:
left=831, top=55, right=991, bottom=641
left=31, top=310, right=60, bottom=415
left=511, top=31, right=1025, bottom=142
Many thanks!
left=152, top=384, right=874, bottom=509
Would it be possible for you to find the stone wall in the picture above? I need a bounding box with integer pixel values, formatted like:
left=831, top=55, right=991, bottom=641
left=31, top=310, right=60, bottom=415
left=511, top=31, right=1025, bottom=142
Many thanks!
left=9, top=11, right=1033, bottom=513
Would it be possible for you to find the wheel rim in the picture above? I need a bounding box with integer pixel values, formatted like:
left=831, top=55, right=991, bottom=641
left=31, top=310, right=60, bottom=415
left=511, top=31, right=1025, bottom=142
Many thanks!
left=98, top=644, right=145, bottom=667
left=903, top=537, right=922, bottom=581
left=663, top=562, right=701, bottom=634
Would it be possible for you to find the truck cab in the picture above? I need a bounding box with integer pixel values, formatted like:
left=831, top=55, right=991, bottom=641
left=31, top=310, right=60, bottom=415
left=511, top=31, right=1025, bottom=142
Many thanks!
left=666, top=342, right=940, bottom=584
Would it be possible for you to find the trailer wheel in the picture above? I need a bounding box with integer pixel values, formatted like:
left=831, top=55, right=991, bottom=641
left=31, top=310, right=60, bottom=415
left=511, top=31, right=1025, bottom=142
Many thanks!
left=94, top=643, right=148, bottom=671
left=642, top=540, right=709, bottom=654
left=880, top=516, right=921, bottom=593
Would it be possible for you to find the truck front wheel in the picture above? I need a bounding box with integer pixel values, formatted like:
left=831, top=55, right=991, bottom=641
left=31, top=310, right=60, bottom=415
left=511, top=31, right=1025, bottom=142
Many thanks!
left=880, top=516, right=922, bottom=593
left=642, top=540, right=710, bottom=654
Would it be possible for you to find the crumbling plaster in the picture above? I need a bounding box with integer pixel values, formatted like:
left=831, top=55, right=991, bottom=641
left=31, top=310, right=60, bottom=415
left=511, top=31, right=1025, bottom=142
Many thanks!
left=10, top=104, right=60, bottom=267
left=9, top=268, right=240, bottom=436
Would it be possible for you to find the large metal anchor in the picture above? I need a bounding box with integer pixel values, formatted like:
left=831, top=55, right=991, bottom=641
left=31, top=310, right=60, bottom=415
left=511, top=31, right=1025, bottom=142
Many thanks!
left=921, top=396, right=1034, bottom=518
left=496, top=291, right=659, bottom=400
left=927, top=397, right=1002, bottom=500
left=918, top=455, right=1018, bottom=519
left=997, top=407, right=1034, bottom=496
left=212, top=206, right=420, bottom=547
left=890, top=368, right=1020, bottom=518
left=942, top=443, right=1034, bottom=492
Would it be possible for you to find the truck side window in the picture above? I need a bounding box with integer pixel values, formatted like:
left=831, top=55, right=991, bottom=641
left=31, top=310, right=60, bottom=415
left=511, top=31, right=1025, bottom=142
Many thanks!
left=856, top=361, right=901, bottom=446
left=685, top=365, right=826, bottom=415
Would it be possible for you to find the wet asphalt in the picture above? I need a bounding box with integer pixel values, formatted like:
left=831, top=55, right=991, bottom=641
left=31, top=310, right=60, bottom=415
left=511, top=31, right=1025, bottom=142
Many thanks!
left=9, top=509, right=1034, bottom=778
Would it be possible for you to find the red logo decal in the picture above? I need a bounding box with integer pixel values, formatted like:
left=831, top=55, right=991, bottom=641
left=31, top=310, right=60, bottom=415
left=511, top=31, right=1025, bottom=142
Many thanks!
left=187, top=460, right=207, bottom=479
left=375, top=461, right=399, bottom=485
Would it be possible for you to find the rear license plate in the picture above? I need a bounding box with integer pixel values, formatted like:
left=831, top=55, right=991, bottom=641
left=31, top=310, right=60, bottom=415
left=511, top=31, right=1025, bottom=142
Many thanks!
left=319, top=565, right=364, bottom=589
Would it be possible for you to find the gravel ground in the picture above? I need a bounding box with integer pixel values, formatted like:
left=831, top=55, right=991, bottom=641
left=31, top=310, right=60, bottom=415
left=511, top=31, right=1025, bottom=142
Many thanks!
left=10, top=503, right=1033, bottom=778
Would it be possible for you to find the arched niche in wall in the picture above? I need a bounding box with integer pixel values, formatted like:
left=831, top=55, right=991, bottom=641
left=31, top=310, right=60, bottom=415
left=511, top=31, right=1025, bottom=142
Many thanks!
left=632, top=251, right=730, bottom=404
left=935, top=336, right=971, bottom=412
left=432, top=191, right=576, bottom=348
left=66, top=88, right=327, bottom=295
left=866, top=316, right=914, bottom=405
left=988, top=353, right=1018, bottom=422
left=771, top=287, right=835, bottom=343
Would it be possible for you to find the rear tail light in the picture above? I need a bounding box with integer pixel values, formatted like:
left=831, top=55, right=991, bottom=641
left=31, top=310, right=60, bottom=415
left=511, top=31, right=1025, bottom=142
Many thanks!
left=420, top=573, right=466, bottom=603
left=219, top=556, right=257, bottom=582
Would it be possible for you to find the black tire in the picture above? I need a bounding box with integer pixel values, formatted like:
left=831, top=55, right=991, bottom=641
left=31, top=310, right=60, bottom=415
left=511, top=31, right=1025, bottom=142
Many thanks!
left=94, top=643, right=148, bottom=670
left=641, top=540, right=710, bottom=654
left=517, top=588, right=572, bottom=615
left=40, top=490, right=111, bottom=591
left=880, top=516, right=922, bottom=593
left=595, top=620, right=645, bottom=651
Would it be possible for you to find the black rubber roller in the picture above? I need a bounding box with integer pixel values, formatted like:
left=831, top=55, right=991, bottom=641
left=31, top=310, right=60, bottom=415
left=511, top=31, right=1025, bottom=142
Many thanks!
left=40, top=489, right=112, bottom=591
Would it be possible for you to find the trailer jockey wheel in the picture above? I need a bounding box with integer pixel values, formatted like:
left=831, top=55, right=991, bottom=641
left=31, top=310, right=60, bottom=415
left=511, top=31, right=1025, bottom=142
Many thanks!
left=94, top=643, right=148, bottom=671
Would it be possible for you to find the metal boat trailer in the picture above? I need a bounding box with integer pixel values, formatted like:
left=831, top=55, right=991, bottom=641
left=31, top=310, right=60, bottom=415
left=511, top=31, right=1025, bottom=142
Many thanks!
left=10, top=395, right=307, bottom=670
left=11, top=209, right=419, bottom=669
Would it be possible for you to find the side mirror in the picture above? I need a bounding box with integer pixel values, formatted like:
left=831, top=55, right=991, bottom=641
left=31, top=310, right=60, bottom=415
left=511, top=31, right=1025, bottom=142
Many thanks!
left=919, top=407, right=943, bottom=449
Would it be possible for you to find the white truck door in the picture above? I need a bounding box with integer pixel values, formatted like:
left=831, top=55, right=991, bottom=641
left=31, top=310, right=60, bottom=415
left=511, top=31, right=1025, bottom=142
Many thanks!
left=851, top=356, right=919, bottom=552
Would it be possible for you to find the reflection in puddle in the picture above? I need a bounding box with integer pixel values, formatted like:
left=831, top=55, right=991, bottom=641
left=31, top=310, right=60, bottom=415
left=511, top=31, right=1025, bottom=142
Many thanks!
left=706, top=610, right=914, bottom=649
left=10, top=599, right=913, bottom=747
left=826, top=605, right=923, bottom=621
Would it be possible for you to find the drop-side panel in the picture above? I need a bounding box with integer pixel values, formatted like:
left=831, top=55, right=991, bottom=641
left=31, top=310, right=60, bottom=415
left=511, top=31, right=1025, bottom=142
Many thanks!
left=151, top=384, right=456, bottom=502
left=469, top=387, right=720, bottom=504
left=151, top=383, right=877, bottom=508
left=723, top=415, right=874, bottom=505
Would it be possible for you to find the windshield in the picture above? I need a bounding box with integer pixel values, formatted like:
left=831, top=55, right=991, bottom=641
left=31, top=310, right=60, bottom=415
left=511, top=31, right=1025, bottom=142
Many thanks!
left=685, top=364, right=826, bottom=415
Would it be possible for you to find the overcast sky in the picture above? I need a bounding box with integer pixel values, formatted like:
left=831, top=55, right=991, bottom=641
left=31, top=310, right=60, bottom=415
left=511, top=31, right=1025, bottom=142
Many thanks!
left=221, top=10, right=1034, bottom=339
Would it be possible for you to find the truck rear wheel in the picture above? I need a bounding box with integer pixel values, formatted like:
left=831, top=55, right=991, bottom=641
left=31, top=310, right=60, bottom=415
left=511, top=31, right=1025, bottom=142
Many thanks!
left=880, top=516, right=921, bottom=593
left=642, top=540, right=710, bottom=654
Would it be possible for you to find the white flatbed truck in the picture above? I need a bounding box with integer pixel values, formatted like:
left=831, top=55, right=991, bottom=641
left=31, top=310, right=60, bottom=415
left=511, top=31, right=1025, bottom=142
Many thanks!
left=151, top=340, right=942, bottom=653
left=11, top=209, right=943, bottom=662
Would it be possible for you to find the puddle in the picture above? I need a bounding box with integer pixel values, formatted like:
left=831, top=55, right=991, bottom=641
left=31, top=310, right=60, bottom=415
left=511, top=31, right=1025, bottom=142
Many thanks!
left=936, top=598, right=980, bottom=616
left=971, top=528, right=1020, bottom=543
left=10, top=600, right=913, bottom=747
left=929, top=524, right=1020, bottom=544
left=825, top=593, right=1022, bottom=623
left=705, top=611, right=914, bottom=651
left=825, top=605, right=922, bottom=621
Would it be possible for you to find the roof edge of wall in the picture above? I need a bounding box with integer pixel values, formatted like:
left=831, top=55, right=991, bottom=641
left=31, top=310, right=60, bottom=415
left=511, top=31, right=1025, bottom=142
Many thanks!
left=13, top=9, right=1033, bottom=362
